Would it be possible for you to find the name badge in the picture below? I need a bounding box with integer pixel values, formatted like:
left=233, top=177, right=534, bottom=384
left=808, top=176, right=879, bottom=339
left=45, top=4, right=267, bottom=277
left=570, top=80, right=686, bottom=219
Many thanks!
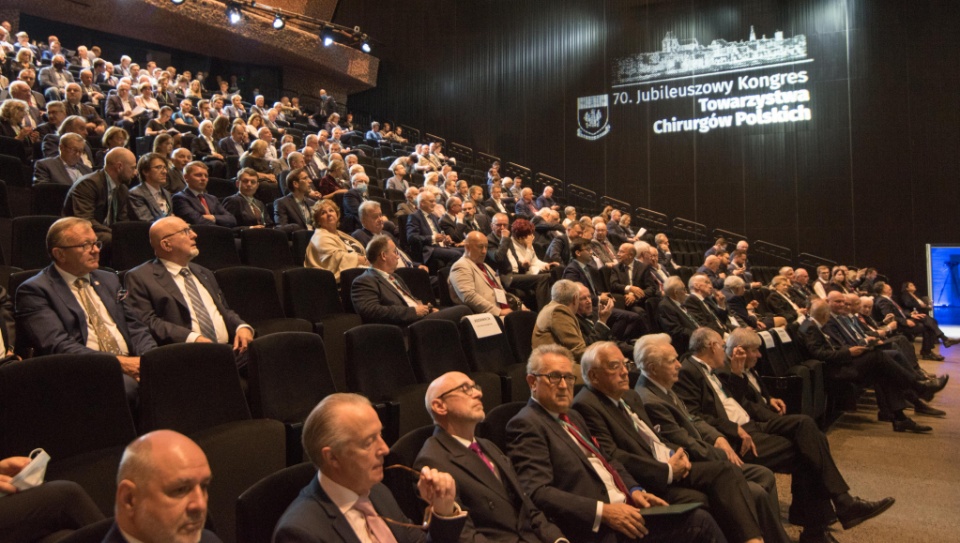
left=494, top=288, right=508, bottom=305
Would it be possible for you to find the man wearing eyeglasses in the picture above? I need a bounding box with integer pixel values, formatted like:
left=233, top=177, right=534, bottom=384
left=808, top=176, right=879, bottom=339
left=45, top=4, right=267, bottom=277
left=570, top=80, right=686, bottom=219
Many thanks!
left=62, top=147, right=136, bottom=251
left=507, top=344, right=725, bottom=543
left=15, top=217, right=157, bottom=401
left=32, top=132, right=92, bottom=187
left=416, top=371, right=569, bottom=543
left=572, top=341, right=788, bottom=543
left=675, top=327, right=895, bottom=543
left=274, top=393, right=467, bottom=542
left=123, top=217, right=253, bottom=357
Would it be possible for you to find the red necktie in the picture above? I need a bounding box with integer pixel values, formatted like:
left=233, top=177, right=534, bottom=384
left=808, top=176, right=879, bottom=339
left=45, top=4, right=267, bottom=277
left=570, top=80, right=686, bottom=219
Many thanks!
left=199, top=193, right=211, bottom=214
left=558, top=413, right=632, bottom=502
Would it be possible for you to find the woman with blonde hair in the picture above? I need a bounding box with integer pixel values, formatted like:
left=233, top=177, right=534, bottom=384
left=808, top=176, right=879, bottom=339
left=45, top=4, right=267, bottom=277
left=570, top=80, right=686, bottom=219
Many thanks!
left=304, top=199, right=368, bottom=281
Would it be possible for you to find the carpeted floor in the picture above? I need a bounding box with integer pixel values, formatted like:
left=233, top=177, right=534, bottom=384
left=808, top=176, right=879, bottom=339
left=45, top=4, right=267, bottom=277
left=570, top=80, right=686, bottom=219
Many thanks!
left=776, top=340, right=960, bottom=542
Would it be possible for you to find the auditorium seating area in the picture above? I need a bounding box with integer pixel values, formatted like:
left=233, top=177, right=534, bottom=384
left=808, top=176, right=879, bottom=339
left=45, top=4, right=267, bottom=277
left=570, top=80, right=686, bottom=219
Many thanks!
left=2, top=15, right=954, bottom=543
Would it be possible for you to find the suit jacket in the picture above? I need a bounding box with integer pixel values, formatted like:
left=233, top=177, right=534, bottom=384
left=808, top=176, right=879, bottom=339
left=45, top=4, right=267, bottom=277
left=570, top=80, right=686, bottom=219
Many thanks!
left=33, top=156, right=91, bottom=186
left=506, top=400, right=640, bottom=543
left=438, top=214, right=469, bottom=243
left=172, top=189, right=237, bottom=227
left=105, top=93, right=138, bottom=123
left=696, top=266, right=725, bottom=291
left=462, top=213, right=491, bottom=236
left=303, top=229, right=365, bottom=282
left=657, top=297, right=698, bottom=350
left=63, top=170, right=130, bottom=236
left=222, top=193, right=272, bottom=227
left=191, top=134, right=220, bottom=159
left=674, top=355, right=744, bottom=442
left=796, top=318, right=853, bottom=366
left=406, top=210, right=444, bottom=263
left=218, top=136, right=247, bottom=157
left=608, top=260, right=657, bottom=298
left=101, top=522, right=221, bottom=543
left=124, top=259, right=247, bottom=345
left=15, top=266, right=156, bottom=356
left=545, top=235, right=571, bottom=264
left=449, top=256, right=507, bottom=316
left=41, top=134, right=95, bottom=167
left=719, top=369, right=780, bottom=423
left=571, top=387, right=673, bottom=495
left=126, top=183, right=173, bottom=222
left=874, top=296, right=910, bottom=327
left=635, top=376, right=726, bottom=463
left=531, top=301, right=586, bottom=360
left=273, top=475, right=465, bottom=543
left=682, top=294, right=728, bottom=335
left=38, top=66, right=75, bottom=90
left=723, top=292, right=757, bottom=328
left=64, top=101, right=104, bottom=126
left=415, top=427, right=565, bottom=543
left=483, top=197, right=511, bottom=216
left=274, top=194, right=316, bottom=232
left=765, top=292, right=799, bottom=324
left=350, top=268, right=423, bottom=325
left=515, top=200, right=538, bottom=219
left=222, top=105, right=248, bottom=121
left=340, top=188, right=366, bottom=233
left=562, top=260, right=602, bottom=302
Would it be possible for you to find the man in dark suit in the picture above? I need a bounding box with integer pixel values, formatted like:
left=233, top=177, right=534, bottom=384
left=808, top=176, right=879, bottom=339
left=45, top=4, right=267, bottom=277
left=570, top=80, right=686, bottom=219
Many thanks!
left=352, top=200, right=423, bottom=270
left=32, top=132, right=91, bottom=186
left=657, top=276, right=700, bottom=354
left=506, top=344, right=725, bottom=543
left=696, top=256, right=726, bottom=291
left=573, top=341, right=788, bottom=543
left=340, top=172, right=369, bottom=233
left=15, top=218, right=157, bottom=399
left=438, top=196, right=470, bottom=244
left=563, top=239, right=643, bottom=342
left=406, top=190, right=462, bottom=270
left=127, top=152, right=174, bottom=222
left=104, top=81, right=139, bottom=132
left=274, top=167, right=316, bottom=233
left=545, top=222, right=582, bottom=264
left=683, top=274, right=734, bottom=335
left=461, top=199, right=491, bottom=235
left=675, top=326, right=895, bottom=543
left=62, top=147, right=135, bottom=248
left=873, top=281, right=957, bottom=360
left=172, top=161, right=237, bottom=227
left=273, top=393, right=468, bottom=542
left=352, top=235, right=469, bottom=326
left=107, top=430, right=222, bottom=543
left=535, top=185, right=559, bottom=211
left=217, top=123, right=248, bottom=157
left=608, top=243, right=658, bottom=321
left=34, top=100, right=65, bottom=140
left=417, top=371, right=569, bottom=543
left=222, top=168, right=273, bottom=228
left=124, top=217, right=254, bottom=354
left=799, top=299, right=945, bottom=432
left=515, top=188, right=539, bottom=219
left=484, top=184, right=513, bottom=217
left=41, top=116, right=96, bottom=169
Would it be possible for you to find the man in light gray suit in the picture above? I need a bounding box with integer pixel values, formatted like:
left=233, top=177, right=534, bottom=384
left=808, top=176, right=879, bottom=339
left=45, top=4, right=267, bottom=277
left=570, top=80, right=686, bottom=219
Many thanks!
left=32, top=133, right=91, bottom=186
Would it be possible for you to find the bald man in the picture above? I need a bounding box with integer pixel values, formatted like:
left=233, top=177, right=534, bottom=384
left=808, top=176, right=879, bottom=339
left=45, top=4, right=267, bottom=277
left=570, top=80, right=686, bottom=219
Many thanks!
left=415, top=371, right=568, bottom=542
left=63, top=147, right=135, bottom=248
left=449, top=231, right=520, bottom=316
left=123, top=216, right=253, bottom=354
left=107, top=430, right=222, bottom=542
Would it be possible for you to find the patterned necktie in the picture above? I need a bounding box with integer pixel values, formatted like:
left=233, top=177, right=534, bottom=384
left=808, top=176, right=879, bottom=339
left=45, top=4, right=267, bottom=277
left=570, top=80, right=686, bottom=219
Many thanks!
left=469, top=442, right=498, bottom=476
left=74, top=278, right=122, bottom=355
left=180, top=268, right=218, bottom=341
left=558, top=413, right=631, bottom=501
left=388, top=274, right=415, bottom=301
left=352, top=498, right=398, bottom=543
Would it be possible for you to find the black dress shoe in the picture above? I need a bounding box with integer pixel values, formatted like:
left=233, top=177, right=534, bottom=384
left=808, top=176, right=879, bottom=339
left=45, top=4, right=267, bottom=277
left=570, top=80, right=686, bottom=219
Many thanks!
left=837, top=496, right=895, bottom=529
left=942, top=337, right=960, bottom=348
left=798, top=529, right=840, bottom=543
left=920, top=351, right=945, bottom=361
left=892, top=417, right=933, bottom=433
left=913, top=401, right=946, bottom=417
left=918, top=378, right=947, bottom=401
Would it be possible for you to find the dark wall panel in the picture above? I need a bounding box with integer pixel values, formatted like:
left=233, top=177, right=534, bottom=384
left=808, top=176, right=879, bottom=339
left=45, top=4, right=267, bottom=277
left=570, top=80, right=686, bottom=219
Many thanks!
left=338, top=0, right=960, bottom=292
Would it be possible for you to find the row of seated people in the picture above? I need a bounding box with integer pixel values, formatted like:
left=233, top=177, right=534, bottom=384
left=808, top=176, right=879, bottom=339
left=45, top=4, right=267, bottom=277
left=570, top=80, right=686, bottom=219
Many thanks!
left=4, top=328, right=915, bottom=543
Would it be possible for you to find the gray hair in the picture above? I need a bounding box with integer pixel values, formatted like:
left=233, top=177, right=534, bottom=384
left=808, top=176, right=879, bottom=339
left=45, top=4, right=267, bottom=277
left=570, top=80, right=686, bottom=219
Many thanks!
left=664, top=276, right=686, bottom=299
left=358, top=199, right=381, bottom=221
left=302, top=393, right=372, bottom=467
left=725, top=327, right=761, bottom=357
left=689, top=327, right=721, bottom=353
left=527, top=344, right=574, bottom=376
left=634, top=241, right=651, bottom=255
left=688, top=273, right=708, bottom=291
left=581, top=341, right=619, bottom=383
left=634, top=333, right=672, bottom=370
left=550, top=279, right=580, bottom=306
left=724, top=275, right=745, bottom=291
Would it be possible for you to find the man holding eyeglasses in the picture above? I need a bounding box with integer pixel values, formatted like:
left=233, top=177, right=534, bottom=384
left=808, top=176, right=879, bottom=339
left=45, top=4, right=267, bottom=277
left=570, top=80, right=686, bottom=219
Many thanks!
left=572, top=341, right=788, bottom=543
left=416, top=371, right=569, bottom=543
left=124, top=217, right=253, bottom=356
left=15, top=217, right=157, bottom=401
left=62, top=146, right=136, bottom=251
left=274, top=393, right=467, bottom=542
left=507, top=344, right=725, bottom=543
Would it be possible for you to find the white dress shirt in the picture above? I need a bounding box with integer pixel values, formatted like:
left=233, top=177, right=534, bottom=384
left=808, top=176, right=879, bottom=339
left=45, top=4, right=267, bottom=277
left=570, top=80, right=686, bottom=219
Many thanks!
left=56, top=266, right=130, bottom=355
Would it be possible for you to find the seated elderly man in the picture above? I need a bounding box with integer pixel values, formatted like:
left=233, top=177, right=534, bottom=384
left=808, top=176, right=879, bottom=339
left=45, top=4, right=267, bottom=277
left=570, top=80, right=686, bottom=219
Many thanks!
left=406, top=190, right=464, bottom=270
left=506, top=344, right=726, bottom=543
left=766, top=275, right=807, bottom=325
left=273, top=393, right=467, bottom=542
left=351, top=200, right=424, bottom=270
left=15, top=218, right=157, bottom=400
left=532, top=279, right=590, bottom=361
left=676, top=326, right=895, bottom=543
left=107, top=430, right=222, bottom=542
left=33, top=132, right=92, bottom=186
left=352, top=235, right=470, bottom=326
left=416, top=371, right=569, bottom=543
left=657, top=276, right=700, bottom=354
left=124, top=217, right=254, bottom=357
left=721, top=276, right=785, bottom=330
left=304, top=199, right=368, bottom=282
left=873, top=280, right=958, bottom=360
left=696, top=255, right=727, bottom=291
left=684, top=273, right=736, bottom=336
left=573, top=340, right=789, bottom=543
left=450, top=231, right=524, bottom=317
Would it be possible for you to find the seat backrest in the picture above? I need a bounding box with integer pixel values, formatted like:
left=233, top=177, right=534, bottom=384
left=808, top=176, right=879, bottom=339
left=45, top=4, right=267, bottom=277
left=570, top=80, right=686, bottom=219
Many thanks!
left=339, top=267, right=366, bottom=314
left=32, top=183, right=71, bottom=216
left=281, top=267, right=344, bottom=320
left=139, top=343, right=251, bottom=434
left=0, top=353, right=136, bottom=459
left=383, top=425, right=435, bottom=522
left=476, top=401, right=527, bottom=452
left=240, top=227, right=295, bottom=270
left=756, top=330, right=791, bottom=377
left=393, top=266, right=436, bottom=306
left=191, top=224, right=242, bottom=270
left=11, top=216, right=59, bottom=269
left=503, top=311, right=537, bottom=367
left=437, top=266, right=454, bottom=307
left=408, top=320, right=470, bottom=382
left=459, top=315, right=516, bottom=374
left=110, top=221, right=155, bottom=271
left=215, top=266, right=286, bottom=324
left=0, top=154, right=30, bottom=187
left=344, top=324, right=417, bottom=399
left=290, top=229, right=313, bottom=266
left=247, top=332, right=337, bottom=422
left=236, top=462, right=317, bottom=543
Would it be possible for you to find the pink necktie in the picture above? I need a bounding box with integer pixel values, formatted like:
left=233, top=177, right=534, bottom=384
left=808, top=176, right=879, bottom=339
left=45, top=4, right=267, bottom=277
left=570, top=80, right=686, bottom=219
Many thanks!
left=352, top=497, right=398, bottom=543
left=469, top=442, right=497, bottom=476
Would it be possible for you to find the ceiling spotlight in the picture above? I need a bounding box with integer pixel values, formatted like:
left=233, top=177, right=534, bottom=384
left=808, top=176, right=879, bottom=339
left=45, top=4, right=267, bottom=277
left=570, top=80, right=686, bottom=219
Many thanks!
left=171, top=0, right=186, bottom=5
left=226, top=4, right=242, bottom=25
left=321, top=27, right=335, bottom=47
left=272, top=13, right=285, bottom=30
left=360, top=35, right=371, bottom=53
